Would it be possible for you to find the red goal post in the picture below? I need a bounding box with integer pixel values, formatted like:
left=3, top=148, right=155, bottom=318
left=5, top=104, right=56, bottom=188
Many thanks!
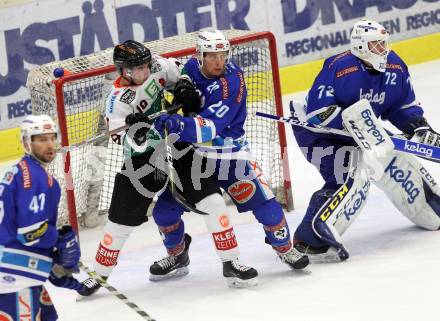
left=27, top=30, right=294, bottom=232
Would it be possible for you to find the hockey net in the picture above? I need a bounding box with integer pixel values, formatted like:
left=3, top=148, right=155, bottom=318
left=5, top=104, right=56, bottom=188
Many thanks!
left=26, top=30, right=293, bottom=230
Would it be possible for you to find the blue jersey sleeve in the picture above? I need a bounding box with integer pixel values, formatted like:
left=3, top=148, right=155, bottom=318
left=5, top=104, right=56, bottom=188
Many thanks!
left=382, top=61, right=424, bottom=130
left=305, top=58, right=344, bottom=129
left=178, top=70, right=246, bottom=143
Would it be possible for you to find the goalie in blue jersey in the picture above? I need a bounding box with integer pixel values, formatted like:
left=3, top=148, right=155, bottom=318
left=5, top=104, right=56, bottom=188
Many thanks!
left=153, top=30, right=309, bottom=279
left=289, top=19, right=440, bottom=262
left=0, top=115, right=91, bottom=320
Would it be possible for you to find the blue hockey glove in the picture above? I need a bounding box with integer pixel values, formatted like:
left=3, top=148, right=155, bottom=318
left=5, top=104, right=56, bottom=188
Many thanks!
left=154, top=114, right=184, bottom=136
left=49, top=268, right=83, bottom=291
left=54, top=225, right=81, bottom=271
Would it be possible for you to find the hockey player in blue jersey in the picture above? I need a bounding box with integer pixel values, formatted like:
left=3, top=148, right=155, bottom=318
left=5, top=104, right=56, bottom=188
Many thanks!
left=0, top=115, right=90, bottom=320
left=153, top=30, right=309, bottom=274
left=289, top=19, right=440, bottom=262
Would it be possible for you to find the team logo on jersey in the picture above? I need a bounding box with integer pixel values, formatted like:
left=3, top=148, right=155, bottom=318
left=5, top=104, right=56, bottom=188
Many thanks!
left=359, top=88, right=385, bottom=104
left=120, top=89, right=136, bottom=104
left=0, top=312, right=13, bottom=321
left=227, top=181, right=256, bottom=204
left=207, top=82, right=220, bottom=94
left=144, top=80, right=159, bottom=99
left=219, top=215, right=229, bottom=228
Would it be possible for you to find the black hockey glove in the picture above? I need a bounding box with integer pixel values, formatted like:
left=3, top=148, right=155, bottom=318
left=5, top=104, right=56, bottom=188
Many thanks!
left=125, top=113, right=151, bottom=145
left=172, top=78, right=201, bottom=116
left=404, top=117, right=440, bottom=147
left=125, top=112, right=152, bottom=126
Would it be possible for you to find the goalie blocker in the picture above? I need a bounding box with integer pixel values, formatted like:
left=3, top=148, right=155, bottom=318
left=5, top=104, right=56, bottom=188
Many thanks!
left=294, top=100, right=440, bottom=262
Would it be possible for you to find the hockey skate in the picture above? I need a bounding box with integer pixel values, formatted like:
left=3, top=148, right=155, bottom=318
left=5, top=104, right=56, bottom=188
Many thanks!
left=149, top=233, right=191, bottom=281
left=223, top=259, right=258, bottom=288
left=278, top=246, right=310, bottom=270
left=76, top=276, right=105, bottom=300
left=293, top=241, right=341, bottom=263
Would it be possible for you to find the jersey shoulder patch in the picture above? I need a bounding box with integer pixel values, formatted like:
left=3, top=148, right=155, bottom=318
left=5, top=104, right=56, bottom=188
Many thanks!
left=1, top=165, right=19, bottom=186
left=119, top=88, right=136, bottom=104
left=17, top=159, right=32, bottom=189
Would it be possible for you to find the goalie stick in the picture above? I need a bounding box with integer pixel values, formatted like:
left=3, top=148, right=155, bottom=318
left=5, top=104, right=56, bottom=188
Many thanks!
left=57, top=103, right=182, bottom=153
left=78, top=262, right=156, bottom=321
left=255, top=111, right=440, bottom=163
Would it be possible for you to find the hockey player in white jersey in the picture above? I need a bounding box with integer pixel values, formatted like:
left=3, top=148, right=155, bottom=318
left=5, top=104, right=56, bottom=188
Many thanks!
left=80, top=40, right=257, bottom=295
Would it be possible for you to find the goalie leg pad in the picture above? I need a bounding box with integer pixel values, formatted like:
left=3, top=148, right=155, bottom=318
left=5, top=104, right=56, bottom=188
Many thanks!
left=253, top=199, right=292, bottom=253
left=197, top=193, right=240, bottom=262
left=295, top=157, right=371, bottom=260
left=374, top=151, right=440, bottom=230
left=108, top=173, right=154, bottom=226
left=153, top=188, right=186, bottom=253
left=94, top=221, right=135, bottom=277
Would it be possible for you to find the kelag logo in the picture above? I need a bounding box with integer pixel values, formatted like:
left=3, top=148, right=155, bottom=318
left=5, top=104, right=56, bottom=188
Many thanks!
left=0, top=0, right=251, bottom=98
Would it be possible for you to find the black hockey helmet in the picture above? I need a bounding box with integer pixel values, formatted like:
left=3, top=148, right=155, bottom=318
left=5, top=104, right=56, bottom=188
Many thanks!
left=113, top=40, right=151, bottom=75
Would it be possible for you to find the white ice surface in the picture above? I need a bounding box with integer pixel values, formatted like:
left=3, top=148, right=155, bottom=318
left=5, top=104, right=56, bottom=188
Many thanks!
left=1, top=59, right=440, bottom=321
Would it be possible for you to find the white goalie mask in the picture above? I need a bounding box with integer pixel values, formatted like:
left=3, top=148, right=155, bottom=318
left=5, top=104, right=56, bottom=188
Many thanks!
left=196, top=30, right=231, bottom=68
left=350, top=19, right=390, bottom=72
left=21, top=115, right=59, bottom=154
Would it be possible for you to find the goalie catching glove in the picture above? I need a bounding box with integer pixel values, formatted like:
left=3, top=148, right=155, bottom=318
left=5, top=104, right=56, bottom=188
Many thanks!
left=172, top=77, right=201, bottom=116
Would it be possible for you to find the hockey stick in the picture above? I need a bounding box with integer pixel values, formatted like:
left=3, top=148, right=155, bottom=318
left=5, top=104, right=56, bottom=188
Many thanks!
left=78, top=262, right=156, bottom=321
left=255, top=111, right=440, bottom=162
left=58, top=104, right=182, bottom=153
left=163, top=129, right=208, bottom=215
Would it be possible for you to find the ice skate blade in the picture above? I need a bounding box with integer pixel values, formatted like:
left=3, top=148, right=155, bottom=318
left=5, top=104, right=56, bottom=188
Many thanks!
left=308, top=249, right=342, bottom=264
left=149, top=266, right=189, bottom=282
left=226, top=276, right=258, bottom=289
